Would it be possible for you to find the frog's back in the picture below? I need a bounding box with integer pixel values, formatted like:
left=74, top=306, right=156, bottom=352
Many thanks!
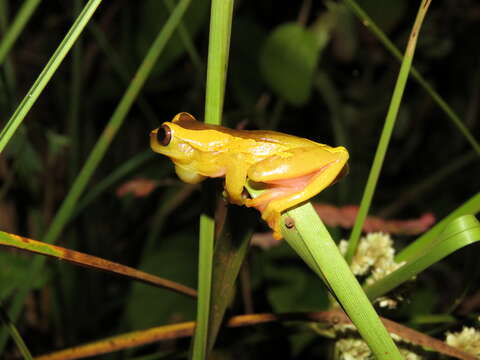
left=231, top=128, right=319, bottom=148
left=173, top=116, right=320, bottom=148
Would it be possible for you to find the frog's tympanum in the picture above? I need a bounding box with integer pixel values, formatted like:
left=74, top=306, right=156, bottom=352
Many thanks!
left=150, top=112, right=349, bottom=240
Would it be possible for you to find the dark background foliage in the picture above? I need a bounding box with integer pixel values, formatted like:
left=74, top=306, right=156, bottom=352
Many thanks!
left=1, top=0, right=479, bottom=358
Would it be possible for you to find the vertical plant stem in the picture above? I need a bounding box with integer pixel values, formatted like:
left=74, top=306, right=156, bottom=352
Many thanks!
left=193, top=213, right=215, bottom=359
left=346, top=0, right=432, bottom=263
left=192, top=1, right=234, bottom=359
left=0, top=0, right=41, bottom=65
left=0, top=0, right=103, bottom=154
left=203, top=0, right=234, bottom=126
left=0, top=0, right=192, bottom=352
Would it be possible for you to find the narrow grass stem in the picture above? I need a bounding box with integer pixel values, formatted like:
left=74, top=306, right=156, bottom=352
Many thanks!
left=346, top=0, right=432, bottom=263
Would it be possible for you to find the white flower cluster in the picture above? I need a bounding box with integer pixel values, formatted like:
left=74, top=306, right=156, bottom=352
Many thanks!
left=445, top=327, right=480, bottom=358
left=338, top=232, right=406, bottom=308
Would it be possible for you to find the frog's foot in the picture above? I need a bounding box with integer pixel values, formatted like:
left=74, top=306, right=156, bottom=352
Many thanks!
left=263, top=208, right=283, bottom=240
left=245, top=198, right=283, bottom=239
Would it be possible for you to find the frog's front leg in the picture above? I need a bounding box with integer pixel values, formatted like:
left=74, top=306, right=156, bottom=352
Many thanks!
left=224, top=155, right=250, bottom=205
left=245, top=146, right=348, bottom=239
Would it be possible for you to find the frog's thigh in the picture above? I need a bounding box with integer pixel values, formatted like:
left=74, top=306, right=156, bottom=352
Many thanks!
left=248, top=146, right=344, bottom=182
left=225, top=159, right=249, bottom=205
left=263, top=150, right=348, bottom=215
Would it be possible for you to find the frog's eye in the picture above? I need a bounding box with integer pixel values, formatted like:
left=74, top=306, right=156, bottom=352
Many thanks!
left=157, top=125, right=172, bottom=146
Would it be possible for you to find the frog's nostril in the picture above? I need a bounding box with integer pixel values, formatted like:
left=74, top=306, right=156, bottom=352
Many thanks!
left=157, top=124, right=172, bottom=146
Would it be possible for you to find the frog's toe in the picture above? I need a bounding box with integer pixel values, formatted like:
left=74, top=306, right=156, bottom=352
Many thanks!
left=262, top=208, right=282, bottom=240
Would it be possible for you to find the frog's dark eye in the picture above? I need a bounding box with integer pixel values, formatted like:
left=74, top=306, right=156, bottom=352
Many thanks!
left=157, top=125, right=172, bottom=146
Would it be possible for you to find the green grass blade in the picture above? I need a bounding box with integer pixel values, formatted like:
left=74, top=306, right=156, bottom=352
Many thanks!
left=0, top=0, right=192, bottom=351
left=343, top=0, right=480, bottom=155
left=0, top=303, right=33, bottom=360
left=0, top=0, right=41, bottom=66
left=346, top=0, right=432, bottom=263
left=281, top=202, right=402, bottom=359
left=192, top=0, right=234, bottom=358
left=396, top=192, right=480, bottom=262
left=365, top=215, right=480, bottom=300
left=0, top=0, right=102, bottom=154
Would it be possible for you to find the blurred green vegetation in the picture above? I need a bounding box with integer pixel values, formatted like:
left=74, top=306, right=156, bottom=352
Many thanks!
left=0, top=0, right=479, bottom=358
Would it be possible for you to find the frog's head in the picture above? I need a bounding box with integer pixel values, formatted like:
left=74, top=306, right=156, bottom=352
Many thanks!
left=150, top=113, right=200, bottom=163
left=151, top=112, right=230, bottom=162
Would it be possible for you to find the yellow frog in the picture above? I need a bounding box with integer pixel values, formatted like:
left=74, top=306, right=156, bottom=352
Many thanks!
left=150, top=112, right=349, bottom=240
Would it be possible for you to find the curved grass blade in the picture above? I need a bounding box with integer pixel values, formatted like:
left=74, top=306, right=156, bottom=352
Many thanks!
left=343, top=0, right=480, bottom=156
left=346, top=0, right=432, bottom=262
left=0, top=230, right=197, bottom=298
left=0, top=0, right=103, bottom=154
left=397, top=192, right=480, bottom=262
left=0, top=0, right=41, bottom=66
left=365, top=215, right=480, bottom=301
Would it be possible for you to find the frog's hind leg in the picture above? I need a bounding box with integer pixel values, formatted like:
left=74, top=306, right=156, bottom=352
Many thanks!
left=246, top=171, right=321, bottom=239
left=245, top=147, right=348, bottom=239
